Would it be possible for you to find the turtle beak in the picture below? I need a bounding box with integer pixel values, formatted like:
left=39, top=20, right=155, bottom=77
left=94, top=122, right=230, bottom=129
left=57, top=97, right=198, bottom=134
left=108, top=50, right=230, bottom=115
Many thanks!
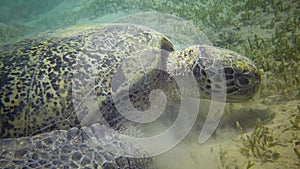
left=252, top=67, right=261, bottom=91
left=253, top=67, right=261, bottom=82
left=245, top=67, right=261, bottom=100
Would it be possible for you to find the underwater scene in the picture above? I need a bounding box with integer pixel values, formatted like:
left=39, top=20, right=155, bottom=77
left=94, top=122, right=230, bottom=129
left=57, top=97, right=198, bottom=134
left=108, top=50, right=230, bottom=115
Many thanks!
left=0, top=0, right=299, bottom=169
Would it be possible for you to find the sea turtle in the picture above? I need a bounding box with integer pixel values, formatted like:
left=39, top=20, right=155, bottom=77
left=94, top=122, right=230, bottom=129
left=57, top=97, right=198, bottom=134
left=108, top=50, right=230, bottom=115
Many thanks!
left=0, top=24, right=261, bottom=168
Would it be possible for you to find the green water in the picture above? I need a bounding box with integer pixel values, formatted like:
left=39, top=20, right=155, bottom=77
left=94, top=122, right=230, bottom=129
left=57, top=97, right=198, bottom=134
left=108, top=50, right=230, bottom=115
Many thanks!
left=0, top=0, right=299, bottom=168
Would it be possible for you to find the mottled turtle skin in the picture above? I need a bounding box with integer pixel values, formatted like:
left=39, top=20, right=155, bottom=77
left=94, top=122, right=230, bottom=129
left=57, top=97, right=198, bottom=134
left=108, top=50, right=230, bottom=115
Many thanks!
left=0, top=24, right=261, bottom=168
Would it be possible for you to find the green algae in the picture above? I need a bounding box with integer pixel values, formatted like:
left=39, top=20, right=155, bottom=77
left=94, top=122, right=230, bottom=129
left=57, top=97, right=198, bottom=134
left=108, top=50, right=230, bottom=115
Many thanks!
left=217, top=145, right=255, bottom=169
left=238, top=119, right=281, bottom=162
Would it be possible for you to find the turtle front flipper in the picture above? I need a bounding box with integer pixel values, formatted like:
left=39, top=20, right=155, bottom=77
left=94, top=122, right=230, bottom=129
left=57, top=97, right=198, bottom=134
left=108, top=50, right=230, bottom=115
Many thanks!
left=0, top=124, right=154, bottom=168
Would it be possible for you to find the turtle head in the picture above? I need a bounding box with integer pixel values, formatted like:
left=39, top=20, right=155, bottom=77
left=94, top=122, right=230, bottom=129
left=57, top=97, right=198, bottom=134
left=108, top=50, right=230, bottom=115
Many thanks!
left=168, top=45, right=261, bottom=103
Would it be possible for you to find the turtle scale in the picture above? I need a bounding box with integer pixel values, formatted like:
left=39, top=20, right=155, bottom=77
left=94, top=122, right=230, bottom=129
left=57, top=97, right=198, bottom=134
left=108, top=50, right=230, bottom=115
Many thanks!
left=1, top=37, right=84, bottom=138
left=0, top=24, right=261, bottom=168
left=0, top=24, right=175, bottom=139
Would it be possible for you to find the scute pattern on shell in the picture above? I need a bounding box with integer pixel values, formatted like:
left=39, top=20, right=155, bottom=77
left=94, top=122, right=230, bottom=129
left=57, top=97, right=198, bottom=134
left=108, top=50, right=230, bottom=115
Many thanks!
left=0, top=37, right=82, bottom=138
left=0, top=24, right=174, bottom=139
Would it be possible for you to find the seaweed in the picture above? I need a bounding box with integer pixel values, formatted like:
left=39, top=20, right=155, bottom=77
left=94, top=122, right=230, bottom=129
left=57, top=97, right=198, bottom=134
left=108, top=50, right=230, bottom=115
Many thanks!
left=241, top=14, right=300, bottom=98
left=245, top=160, right=255, bottom=169
left=217, top=145, right=255, bottom=169
left=238, top=119, right=281, bottom=163
left=293, top=140, right=300, bottom=166
left=289, top=105, right=300, bottom=130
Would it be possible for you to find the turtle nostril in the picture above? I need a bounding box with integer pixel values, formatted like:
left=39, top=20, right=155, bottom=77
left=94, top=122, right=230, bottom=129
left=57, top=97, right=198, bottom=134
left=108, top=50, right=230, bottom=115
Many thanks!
left=254, top=68, right=261, bottom=80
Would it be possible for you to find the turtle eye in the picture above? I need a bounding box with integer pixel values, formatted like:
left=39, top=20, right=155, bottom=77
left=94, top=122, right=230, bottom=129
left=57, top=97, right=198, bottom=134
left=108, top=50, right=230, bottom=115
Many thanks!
left=237, top=74, right=250, bottom=87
